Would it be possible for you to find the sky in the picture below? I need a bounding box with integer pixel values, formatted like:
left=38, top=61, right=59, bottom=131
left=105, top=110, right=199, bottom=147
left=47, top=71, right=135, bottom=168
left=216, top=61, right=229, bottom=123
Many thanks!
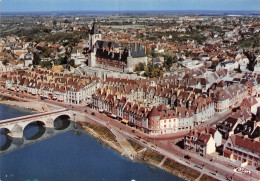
left=0, top=0, right=260, bottom=12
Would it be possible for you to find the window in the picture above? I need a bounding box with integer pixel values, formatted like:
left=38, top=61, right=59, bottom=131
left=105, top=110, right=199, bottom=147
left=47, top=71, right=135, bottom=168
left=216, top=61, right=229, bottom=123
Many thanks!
left=233, top=155, right=237, bottom=160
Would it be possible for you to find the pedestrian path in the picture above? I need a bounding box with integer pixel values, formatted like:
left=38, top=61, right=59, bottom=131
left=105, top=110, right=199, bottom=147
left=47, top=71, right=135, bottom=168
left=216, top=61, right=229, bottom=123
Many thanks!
left=195, top=173, right=203, bottom=181
left=158, top=156, right=167, bottom=167
left=110, top=129, right=137, bottom=160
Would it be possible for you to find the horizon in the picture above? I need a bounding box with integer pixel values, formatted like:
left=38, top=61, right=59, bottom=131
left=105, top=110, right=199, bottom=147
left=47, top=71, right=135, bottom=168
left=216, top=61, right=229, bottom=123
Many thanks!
left=1, top=0, right=260, bottom=13
left=1, top=9, right=260, bottom=16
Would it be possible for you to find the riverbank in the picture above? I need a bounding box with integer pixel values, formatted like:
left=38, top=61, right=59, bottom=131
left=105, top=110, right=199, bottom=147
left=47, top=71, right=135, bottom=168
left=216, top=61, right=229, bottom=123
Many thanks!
left=79, top=121, right=217, bottom=181
left=0, top=92, right=61, bottom=113
left=0, top=95, right=19, bottom=101
left=0, top=93, right=45, bottom=112
left=80, top=122, right=125, bottom=155
left=0, top=101, right=49, bottom=113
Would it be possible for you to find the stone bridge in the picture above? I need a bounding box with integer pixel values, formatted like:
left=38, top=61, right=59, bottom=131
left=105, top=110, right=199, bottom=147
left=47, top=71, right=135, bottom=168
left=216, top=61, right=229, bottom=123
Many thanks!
left=0, top=109, right=75, bottom=139
left=0, top=120, right=83, bottom=156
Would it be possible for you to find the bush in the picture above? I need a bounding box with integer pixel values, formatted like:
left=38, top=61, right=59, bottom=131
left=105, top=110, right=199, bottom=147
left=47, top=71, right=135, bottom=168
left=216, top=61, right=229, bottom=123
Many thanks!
left=128, top=139, right=144, bottom=152
left=141, top=150, right=164, bottom=164
left=163, top=158, right=200, bottom=180
left=40, top=61, right=52, bottom=70
left=200, top=174, right=219, bottom=181
left=80, top=122, right=117, bottom=142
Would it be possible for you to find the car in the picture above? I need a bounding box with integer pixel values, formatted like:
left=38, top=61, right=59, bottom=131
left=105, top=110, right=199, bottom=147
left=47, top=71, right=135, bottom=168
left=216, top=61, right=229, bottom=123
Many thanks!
left=184, top=155, right=191, bottom=160
left=132, top=130, right=136, bottom=133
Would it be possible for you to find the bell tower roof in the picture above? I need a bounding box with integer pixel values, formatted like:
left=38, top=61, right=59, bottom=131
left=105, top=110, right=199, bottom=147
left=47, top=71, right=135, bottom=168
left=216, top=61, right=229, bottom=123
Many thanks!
left=91, top=22, right=100, bottom=35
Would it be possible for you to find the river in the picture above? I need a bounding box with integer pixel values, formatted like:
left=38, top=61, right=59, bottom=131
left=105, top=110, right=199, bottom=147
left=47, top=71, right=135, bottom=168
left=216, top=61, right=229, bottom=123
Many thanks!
left=0, top=103, right=182, bottom=181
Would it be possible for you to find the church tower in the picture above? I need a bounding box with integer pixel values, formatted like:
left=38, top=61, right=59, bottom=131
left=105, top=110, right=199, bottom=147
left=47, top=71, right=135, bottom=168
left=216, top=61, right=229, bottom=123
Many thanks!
left=88, top=22, right=101, bottom=67
left=89, top=22, right=101, bottom=48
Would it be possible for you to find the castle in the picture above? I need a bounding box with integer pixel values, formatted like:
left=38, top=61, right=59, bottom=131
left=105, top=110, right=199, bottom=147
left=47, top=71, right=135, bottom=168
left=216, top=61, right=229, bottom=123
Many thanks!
left=87, top=23, right=148, bottom=73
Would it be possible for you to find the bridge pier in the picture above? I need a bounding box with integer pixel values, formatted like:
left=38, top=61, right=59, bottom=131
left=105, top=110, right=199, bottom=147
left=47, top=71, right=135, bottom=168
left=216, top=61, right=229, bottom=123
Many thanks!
left=12, top=137, right=24, bottom=146
left=71, top=122, right=78, bottom=130
left=46, top=127, right=54, bottom=134
left=46, top=118, right=54, bottom=128
left=11, top=124, right=24, bottom=139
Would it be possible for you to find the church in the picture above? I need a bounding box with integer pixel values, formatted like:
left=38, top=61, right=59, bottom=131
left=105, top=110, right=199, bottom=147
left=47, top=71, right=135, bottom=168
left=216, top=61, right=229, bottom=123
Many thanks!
left=87, top=23, right=148, bottom=73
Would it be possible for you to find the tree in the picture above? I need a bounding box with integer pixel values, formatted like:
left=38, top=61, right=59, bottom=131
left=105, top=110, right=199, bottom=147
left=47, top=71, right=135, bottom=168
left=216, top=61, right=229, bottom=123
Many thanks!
left=54, top=56, right=63, bottom=65
left=33, top=52, right=41, bottom=65
left=64, top=19, right=70, bottom=24
left=135, top=62, right=145, bottom=72
left=245, top=50, right=257, bottom=71
left=144, top=64, right=163, bottom=78
left=164, top=55, right=178, bottom=71
left=40, top=61, right=52, bottom=70
left=53, top=20, right=57, bottom=26
left=210, top=61, right=219, bottom=70
left=68, top=59, right=75, bottom=67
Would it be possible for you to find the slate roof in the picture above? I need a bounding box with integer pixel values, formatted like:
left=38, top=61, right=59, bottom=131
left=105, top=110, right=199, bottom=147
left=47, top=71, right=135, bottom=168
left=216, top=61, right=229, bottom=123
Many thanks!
left=90, top=22, right=100, bottom=34
left=130, top=43, right=146, bottom=58
left=95, top=40, right=119, bottom=49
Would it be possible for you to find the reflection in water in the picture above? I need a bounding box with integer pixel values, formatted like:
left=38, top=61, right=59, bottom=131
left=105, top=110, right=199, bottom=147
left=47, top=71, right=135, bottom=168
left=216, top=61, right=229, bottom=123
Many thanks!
left=0, top=128, right=12, bottom=151
left=23, top=121, right=46, bottom=140
left=0, top=121, right=81, bottom=156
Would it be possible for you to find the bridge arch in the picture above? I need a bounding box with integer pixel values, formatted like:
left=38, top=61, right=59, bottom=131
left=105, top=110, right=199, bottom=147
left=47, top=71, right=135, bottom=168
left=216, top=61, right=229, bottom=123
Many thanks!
left=23, top=120, right=46, bottom=140
left=0, top=128, right=13, bottom=151
left=53, top=114, right=71, bottom=130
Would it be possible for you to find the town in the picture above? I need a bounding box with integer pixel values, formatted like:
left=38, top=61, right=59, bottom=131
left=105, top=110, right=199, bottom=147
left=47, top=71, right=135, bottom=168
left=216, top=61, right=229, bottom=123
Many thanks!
left=0, top=14, right=260, bottom=181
